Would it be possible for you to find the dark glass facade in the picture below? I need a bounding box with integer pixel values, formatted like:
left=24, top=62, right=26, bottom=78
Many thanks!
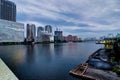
left=0, top=0, right=16, bottom=21
left=26, top=24, right=36, bottom=42
left=54, top=31, right=63, bottom=41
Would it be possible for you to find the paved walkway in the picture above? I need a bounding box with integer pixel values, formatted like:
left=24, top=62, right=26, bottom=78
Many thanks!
left=0, top=59, right=18, bottom=80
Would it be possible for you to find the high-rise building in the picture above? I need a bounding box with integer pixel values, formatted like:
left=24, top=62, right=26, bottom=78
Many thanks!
left=0, top=0, right=16, bottom=21
left=54, top=30, right=63, bottom=42
left=36, top=26, right=44, bottom=42
left=45, top=25, right=52, bottom=33
left=36, top=26, right=54, bottom=42
left=26, top=24, right=36, bottom=42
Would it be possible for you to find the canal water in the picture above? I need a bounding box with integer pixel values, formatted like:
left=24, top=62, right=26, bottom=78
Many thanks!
left=0, top=42, right=103, bottom=80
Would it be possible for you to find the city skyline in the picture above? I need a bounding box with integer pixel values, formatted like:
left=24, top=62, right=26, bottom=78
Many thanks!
left=11, top=0, right=120, bottom=38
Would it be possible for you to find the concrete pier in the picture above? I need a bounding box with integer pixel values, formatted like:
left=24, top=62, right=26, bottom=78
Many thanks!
left=0, top=59, right=18, bottom=80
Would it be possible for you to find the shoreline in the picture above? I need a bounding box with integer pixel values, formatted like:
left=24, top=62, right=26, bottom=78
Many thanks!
left=69, top=48, right=120, bottom=80
left=0, top=41, right=84, bottom=45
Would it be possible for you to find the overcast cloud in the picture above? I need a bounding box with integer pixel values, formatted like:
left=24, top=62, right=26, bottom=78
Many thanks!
left=11, top=0, right=120, bottom=38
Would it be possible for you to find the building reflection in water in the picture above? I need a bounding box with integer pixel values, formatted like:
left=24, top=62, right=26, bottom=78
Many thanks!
left=25, top=45, right=35, bottom=63
left=35, top=44, right=54, bottom=62
left=6, top=45, right=26, bottom=65
left=12, top=49, right=26, bottom=64
left=54, top=43, right=63, bottom=56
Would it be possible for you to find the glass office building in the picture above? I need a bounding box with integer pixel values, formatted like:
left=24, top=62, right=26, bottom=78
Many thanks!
left=0, top=0, right=16, bottom=21
left=0, top=19, right=24, bottom=42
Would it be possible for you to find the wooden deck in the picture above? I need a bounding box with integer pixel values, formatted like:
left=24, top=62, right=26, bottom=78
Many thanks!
left=69, top=63, right=120, bottom=80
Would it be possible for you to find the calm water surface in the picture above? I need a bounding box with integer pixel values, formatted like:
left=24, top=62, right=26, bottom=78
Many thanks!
left=0, top=42, right=103, bottom=80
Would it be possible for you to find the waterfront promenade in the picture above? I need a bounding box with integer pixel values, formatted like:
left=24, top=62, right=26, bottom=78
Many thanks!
left=0, top=59, right=18, bottom=80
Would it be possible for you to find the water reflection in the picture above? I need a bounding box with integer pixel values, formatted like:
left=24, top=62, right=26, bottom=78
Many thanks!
left=12, top=47, right=26, bottom=65
left=35, top=44, right=55, bottom=62
left=25, top=45, right=35, bottom=63
left=0, top=45, right=26, bottom=65
left=54, top=43, right=63, bottom=56
left=0, top=42, right=104, bottom=80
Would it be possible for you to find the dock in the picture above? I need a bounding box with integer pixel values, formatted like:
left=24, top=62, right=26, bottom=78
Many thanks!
left=69, top=63, right=120, bottom=80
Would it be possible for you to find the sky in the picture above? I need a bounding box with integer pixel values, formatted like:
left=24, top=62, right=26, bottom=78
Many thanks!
left=11, top=0, right=120, bottom=38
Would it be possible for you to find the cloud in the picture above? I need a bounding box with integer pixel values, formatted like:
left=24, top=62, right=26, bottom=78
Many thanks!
left=11, top=0, right=120, bottom=38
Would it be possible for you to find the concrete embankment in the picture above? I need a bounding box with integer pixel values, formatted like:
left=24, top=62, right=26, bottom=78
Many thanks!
left=0, top=59, right=18, bottom=80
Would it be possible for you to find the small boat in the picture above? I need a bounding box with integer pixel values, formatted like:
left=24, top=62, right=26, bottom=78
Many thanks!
left=69, top=63, right=95, bottom=80
left=69, top=62, right=120, bottom=80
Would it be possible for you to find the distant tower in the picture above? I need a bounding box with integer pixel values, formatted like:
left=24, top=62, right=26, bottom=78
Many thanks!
left=45, top=25, right=52, bottom=33
left=37, top=26, right=44, bottom=42
left=0, top=0, right=16, bottom=21
left=38, top=26, right=44, bottom=32
left=26, top=24, right=36, bottom=42
left=54, top=29, right=63, bottom=42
